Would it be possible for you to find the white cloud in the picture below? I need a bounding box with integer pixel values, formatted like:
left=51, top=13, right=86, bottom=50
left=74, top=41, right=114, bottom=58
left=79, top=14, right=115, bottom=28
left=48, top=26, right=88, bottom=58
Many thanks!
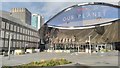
left=37, top=2, right=119, bottom=22
left=1, top=2, right=33, bottom=12
left=1, top=1, right=119, bottom=22
left=0, top=3, right=2, bottom=10
left=40, top=2, right=79, bottom=21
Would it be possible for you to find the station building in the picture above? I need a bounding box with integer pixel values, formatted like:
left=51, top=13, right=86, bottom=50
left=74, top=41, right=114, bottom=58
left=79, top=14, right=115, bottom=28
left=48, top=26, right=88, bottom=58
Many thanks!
left=39, top=2, right=120, bottom=52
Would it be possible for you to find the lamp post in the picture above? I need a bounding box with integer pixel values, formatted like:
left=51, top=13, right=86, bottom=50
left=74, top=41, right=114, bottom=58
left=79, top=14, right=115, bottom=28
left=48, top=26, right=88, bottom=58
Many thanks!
left=88, top=35, right=92, bottom=55
left=7, top=33, right=13, bottom=60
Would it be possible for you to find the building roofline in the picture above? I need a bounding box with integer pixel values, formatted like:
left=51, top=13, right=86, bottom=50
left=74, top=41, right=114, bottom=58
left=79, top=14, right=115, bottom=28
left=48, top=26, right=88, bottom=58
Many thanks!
left=48, top=18, right=120, bottom=29
left=46, top=2, right=120, bottom=26
left=0, top=10, right=38, bottom=31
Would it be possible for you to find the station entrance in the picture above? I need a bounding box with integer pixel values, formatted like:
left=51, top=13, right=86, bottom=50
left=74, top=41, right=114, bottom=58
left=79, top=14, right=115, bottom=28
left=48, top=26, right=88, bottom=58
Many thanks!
left=45, top=42, right=115, bottom=53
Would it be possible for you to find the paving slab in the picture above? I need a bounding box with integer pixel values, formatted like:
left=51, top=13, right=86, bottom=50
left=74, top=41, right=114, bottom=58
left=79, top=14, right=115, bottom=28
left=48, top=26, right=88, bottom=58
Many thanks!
left=1, top=52, right=119, bottom=67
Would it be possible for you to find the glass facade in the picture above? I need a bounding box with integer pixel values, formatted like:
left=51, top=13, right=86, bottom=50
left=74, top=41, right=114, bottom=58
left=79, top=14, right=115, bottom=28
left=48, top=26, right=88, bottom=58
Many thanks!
left=31, top=15, right=38, bottom=28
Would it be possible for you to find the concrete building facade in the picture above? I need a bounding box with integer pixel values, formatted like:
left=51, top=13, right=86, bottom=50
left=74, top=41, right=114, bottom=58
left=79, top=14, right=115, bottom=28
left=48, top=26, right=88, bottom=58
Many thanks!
left=0, top=10, right=39, bottom=52
left=10, top=8, right=31, bottom=25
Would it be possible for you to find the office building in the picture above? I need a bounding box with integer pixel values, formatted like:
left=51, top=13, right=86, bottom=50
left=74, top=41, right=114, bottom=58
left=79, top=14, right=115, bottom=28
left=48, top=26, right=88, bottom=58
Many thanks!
left=10, top=8, right=31, bottom=25
left=0, top=10, right=39, bottom=52
left=31, top=14, right=44, bottom=30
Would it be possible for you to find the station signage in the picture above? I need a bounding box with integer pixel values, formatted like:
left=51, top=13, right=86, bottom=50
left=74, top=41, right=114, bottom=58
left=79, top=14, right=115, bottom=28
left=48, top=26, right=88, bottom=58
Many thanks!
left=47, top=4, right=119, bottom=27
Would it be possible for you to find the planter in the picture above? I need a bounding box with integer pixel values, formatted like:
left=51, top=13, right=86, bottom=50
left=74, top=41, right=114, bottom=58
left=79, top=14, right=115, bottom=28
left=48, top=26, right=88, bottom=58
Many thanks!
left=34, top=49, right=40, bottom=52
left=64, top=50, right=70, bottom=53
left=26, top=49, right=34, bottom=53
left=85, top=49, right=89, bottom=53
left=14, top=49, right=24, bottom=55
left=22, top=58, right=72, bottom=66
left=46, top=50, right=53, bottom=52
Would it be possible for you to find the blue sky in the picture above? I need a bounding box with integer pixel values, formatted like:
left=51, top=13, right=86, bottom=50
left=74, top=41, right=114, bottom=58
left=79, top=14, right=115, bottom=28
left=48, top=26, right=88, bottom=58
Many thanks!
left=1, top=1, right=119, bottom=22
left=1, top=2, right=80, bottom=22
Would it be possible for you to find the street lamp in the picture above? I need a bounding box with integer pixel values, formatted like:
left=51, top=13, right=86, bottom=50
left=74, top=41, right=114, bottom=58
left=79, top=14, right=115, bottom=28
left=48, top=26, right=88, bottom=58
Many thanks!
left=6, top=32, right=13, bottom=60
left=88, top=35, right=92, bottom=55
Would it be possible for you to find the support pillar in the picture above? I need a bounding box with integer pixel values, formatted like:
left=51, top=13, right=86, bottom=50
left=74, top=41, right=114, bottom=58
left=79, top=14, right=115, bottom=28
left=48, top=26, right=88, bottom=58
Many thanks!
left=111, top=44, right=113, bottom=50
left=65, top=44, right=66, bottom=50
left=78, top=45, right=79, bottom=53
left=55, top=44, right=56, bottom=50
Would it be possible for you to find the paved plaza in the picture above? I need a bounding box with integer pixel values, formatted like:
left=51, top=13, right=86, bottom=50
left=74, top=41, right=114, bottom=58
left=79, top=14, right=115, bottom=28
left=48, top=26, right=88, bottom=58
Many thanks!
left=1, top=52, right=119, bottom=67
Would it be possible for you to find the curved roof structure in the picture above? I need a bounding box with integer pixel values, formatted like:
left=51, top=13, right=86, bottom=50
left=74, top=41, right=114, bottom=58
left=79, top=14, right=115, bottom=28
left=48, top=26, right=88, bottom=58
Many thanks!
left=46, top=2, right=120, bottom=29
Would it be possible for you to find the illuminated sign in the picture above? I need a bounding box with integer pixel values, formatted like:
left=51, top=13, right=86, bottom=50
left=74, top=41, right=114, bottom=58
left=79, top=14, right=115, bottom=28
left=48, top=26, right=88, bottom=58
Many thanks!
left=47, top=4, right=119, bottom=27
